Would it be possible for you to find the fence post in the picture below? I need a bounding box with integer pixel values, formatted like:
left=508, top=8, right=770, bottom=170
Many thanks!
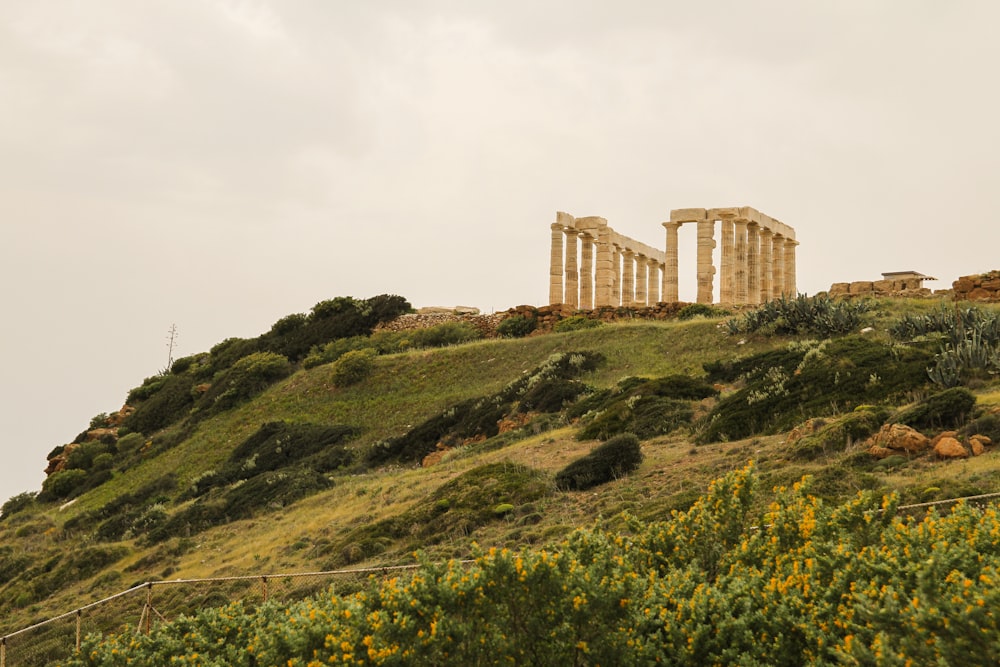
left=2, top=636, right=6, bottom=667
left=76, top=609, right=83, bottom=652
left=145, top=583, right=154, bottom=635
left=262, top=576, right=269, bottom=604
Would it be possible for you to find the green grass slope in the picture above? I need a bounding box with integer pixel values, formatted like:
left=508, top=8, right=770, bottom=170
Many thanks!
left=4, top=296, right=1000, bottom=646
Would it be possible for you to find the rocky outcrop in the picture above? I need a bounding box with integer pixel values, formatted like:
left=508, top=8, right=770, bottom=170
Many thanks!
left=952, top=270, right=1000, bottom=302
left=865, top=424, right=930, bottom=458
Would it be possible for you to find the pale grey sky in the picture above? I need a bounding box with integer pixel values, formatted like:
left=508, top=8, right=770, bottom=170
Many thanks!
left=2, top=1, right=999, bottom=501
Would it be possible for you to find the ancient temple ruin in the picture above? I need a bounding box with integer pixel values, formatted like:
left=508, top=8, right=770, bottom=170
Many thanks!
left=549, top=206, right=797, bottom=307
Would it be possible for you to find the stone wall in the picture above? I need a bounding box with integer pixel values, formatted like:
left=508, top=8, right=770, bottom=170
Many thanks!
left=952, top=270, right=1000, bottom=302
left=506, top=302, right=693, bottom=333
left=828, top=279, right=935, bottom=299
left=374, top=312, right=507, bottom=338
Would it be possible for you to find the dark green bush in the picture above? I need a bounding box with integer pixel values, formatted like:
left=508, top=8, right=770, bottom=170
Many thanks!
left=123, top=373, right=197, bottom=435
left=892, top=387, right=977, bottom=432
left=961, top=412, right=1000, bottom=443
left=553, top=316, right=602, bottom=333
left=788, top=407, right=891, bottom=460
left=197, top=351, right=292, bottom=415
left=331, top=348, right=377, bottom=387
left=573, top=375, right=717, bottom=441
left=698, top=337, right=933, bottom=443
left=39, top=469, right=89, bottom=501
left=1, top=491, right=37, bottom=520
left=518, top=379, right=591, bottom=413
left=556, top=433, right=643, bottom=490
left=408, top=321, right=481, bottom=348
left=227, top=421, right=358, bottom=479
left=497, top=315, right=537, bottom=338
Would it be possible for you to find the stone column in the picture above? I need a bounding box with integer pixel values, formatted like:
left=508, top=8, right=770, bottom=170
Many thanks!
left=784, top=238, right=798, bottom=297
left=648, top=259, right=660, bottom=304
left=771, top=234, right=784, bottom=299
left=661, top=221, right=681, bottom=302
left=635, top=255, right=648, bottom=306
left=549, top=222, right=564, bottom=305
left=565, top=228, right=579, bottom=309
left=580, top=233, right=594, bottom=309
left=622, top=249, right=635, bottom=307
left=759, top=227, right=773, bottom=303
left=734, top=218, right=748, bottom=305
left=696, top=219, right=716, bottom=304
left=747, top=222, right=760, bottom=306
left=594, top=227, right=614, bottom=307
left=612, top=244, right=622, bottom=306
left=720, top=217, right=735, bottom=305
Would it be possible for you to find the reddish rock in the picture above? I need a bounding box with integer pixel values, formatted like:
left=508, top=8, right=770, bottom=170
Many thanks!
left=849, top=281, right=875, bottom=295
left=969, top=434, right=992, bottom=456
left=866, top=423, right=930, bottom=455
left=953, top=277, right=975, bottom=293
left=967, top=288, right=995, bottom=301
left=933, top=436, right=969, bottom=459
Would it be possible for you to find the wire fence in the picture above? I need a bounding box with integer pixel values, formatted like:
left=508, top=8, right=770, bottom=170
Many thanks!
left=0, top=563, right=424, bottom=667
left=5, top=492, right=1000, bottom=666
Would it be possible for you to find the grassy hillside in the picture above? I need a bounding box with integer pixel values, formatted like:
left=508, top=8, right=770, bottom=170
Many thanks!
left=4, top=294, right=1000, bottom=650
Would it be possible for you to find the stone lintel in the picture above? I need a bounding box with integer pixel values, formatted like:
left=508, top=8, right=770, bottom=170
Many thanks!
left=574, top=216, right=608, bottom=231
left=708, top=207, right=742, bottom=220
left=611, top=231, right=665, bottom=264
left=556, top=211, right=575, bottom=227
left=670, top=208, right=707, bottom=223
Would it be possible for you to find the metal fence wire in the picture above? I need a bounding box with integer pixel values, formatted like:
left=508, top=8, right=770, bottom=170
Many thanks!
left=0, top=564, right=420, bottom=667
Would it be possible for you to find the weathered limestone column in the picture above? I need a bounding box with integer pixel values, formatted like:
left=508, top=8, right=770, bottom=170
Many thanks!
left=635, top=255, right=648, bottom=306
left=565, top=228, right=579, bottom=309
left=661, top=221, right=681, bottom=302
left=720, top=217, right=735, bottom=305
left=622, top=249, right=635, bottom=306
left=549, top=222, right=565, bottom=305
left=580, top=233, right=594, bottom=309
left=648, top=259, right=661, bottom=304
left=612, top=244, right=622, bottom=306
left=747, top=222, right=760, bottom=306
left=759, top=227, right=773, bottom=303
left=594, top=227, right=614, bottom=307
left=734, top=218, right=748, bottom=305
left=784, top=238, right=798, bottom=297
left=771, top=234, right=785, bottom=299
left=696, top=220, right=715, bottom=304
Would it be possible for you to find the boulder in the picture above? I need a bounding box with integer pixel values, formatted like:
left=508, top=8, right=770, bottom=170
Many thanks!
left=829, top=283, right=850, bottom=297
left=969, top=434, right=991, bottom=456
left=849, top=281, right=874, bottom=295
left=933, top=436, right=969, bottom=459
left=866, top=423, right=930, bottom=456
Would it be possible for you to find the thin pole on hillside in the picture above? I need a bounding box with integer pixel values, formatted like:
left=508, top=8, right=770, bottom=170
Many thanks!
left=165, top=324, right=178, bottom=372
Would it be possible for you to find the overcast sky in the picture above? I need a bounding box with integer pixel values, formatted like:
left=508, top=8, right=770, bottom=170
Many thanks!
left=2, top=1, right=999, bottom=501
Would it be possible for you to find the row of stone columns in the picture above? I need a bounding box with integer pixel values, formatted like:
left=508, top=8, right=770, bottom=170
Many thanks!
left=551, top=207, right=797, bottom=308
left=668, top=207, right=797, bottom=305
left=550, top=214, right=667, bottom=309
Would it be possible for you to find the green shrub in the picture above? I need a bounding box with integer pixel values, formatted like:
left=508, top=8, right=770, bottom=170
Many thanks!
left=698, top=337, right=933, bottom=443
left=961, top=412, right=1000, bottom=443
left=678, top=303, right=728, bottom=320
left=789, top=407, right=891, bottom=460
left=497, top=315, right=537, bottom=338
left=116, top=432, right=145, bottom=453
left=518, top=378, right=591, bottom=413
left=226, top=421, right=357, bottom=479
left=892, top=387, right=977, bottom=432
left=556, top=433, right=643, bottom=490
left=303, top=336, right=370, bottom=369
left=39, top=468, right=89, bottom=501
left=123, top=373, right=197, bottom=435
left=408, top=321, right=482, bottom=348
left=553, top=316, right=602, bottom=332
left=1, top=492, right=36, bottom=520
left=197, top=351, right=292, bottom=415
left=331, top=348, right=377, bottom=388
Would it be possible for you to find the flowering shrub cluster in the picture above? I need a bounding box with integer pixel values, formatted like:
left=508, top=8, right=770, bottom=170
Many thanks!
left=66, top=464, right=1000, bottom=666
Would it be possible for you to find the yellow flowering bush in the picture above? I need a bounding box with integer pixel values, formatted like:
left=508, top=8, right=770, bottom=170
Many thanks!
left=66, top=464, right=1000, bottom=666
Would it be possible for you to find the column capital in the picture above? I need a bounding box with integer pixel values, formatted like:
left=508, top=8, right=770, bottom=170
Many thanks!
left=550, top=222, right=564, bottom=231
left=661, top=220, right=683, bottom=230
